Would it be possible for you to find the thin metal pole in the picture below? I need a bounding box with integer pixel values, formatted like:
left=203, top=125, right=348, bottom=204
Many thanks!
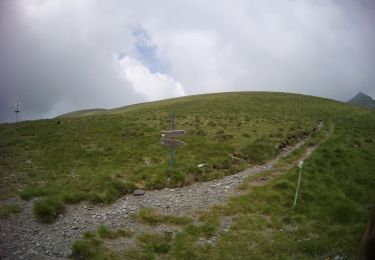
left=169, top=111, right=174, bottom=167
left=293, top=167, right=303, bottom=209
left=15, top=101, right=20, bottom=123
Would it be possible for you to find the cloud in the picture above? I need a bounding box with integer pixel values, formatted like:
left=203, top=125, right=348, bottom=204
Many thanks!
left=119, top=56, right=185, bottom=101
left=0, top=0, right=374, bottom=122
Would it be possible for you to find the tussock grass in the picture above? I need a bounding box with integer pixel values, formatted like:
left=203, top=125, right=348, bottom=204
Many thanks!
left=135, top=208, right=192, bottom=226
left=71, top=225, right=132, bottom=259
left=0, top=204, right=21, bottom=219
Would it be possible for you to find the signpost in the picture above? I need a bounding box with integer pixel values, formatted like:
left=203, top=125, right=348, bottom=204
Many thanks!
left=160, top=112, right=187, bottom=167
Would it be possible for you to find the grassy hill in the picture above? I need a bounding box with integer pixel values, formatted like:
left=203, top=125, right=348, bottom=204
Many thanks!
left=57, top=108, right=109, bottom=118
left=1, top=92, right=375, bottom=258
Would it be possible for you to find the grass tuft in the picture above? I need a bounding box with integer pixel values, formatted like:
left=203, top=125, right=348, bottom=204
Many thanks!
left=0, top=204, right=21, bottom=219
left=32, top=197, right=65, bottom=223
left=136, top=208, right=192, bottom=226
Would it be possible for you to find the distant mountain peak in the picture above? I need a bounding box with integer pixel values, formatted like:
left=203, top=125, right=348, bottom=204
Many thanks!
left=348, top=91, right=375, bottom=109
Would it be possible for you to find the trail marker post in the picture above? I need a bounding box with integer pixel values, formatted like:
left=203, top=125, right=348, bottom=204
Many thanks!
left=160, top=112, right=187, bottom=167
left=293, top=160, right=304, bottom=209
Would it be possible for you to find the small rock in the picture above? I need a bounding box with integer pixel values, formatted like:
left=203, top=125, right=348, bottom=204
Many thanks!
left=27, top=249, right=38, bottom=255
left=133, top=189, right=145, bottom=196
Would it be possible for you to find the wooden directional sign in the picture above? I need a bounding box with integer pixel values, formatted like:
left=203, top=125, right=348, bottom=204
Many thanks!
left=160, top=138, right=186, bottom=146
left=161, top=112, right=187, bottom=168
left=161, top=130, right=187, bottom=138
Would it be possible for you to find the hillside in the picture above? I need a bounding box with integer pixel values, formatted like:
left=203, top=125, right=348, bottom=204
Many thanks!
left=58, top=108, right=108, bottom=118
left=348, top=91, right=375, bottom=109
left=1, top=92, right=375, bottom=259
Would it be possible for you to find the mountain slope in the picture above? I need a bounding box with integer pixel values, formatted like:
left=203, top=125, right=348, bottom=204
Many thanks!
left=1, top=92, right=375, bottom=258
left=348, top=91, right=375, bottom=109
left=57, top=108, right=108, bottom=118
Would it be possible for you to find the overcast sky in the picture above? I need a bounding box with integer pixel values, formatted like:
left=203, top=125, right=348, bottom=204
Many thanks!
left=1, top=0, right=374, bottom=122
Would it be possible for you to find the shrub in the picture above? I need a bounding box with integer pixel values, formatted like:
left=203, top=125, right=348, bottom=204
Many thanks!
left=71, top=238, right=102, bottom=259
left=137, top=232, right=172, bottom=254
left=33, top=197, right=65, bottom=223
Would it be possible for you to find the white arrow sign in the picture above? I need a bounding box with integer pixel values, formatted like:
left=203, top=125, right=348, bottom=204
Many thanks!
left=161, top=130, right=187, bottom=138
left=160, top=138, right=187, bottom=146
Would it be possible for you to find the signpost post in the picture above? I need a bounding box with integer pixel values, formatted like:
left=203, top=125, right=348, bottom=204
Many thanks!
left=160, top=112, right=187, bottom=167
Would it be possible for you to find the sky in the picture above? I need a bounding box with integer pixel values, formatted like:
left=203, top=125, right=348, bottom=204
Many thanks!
left=0, top=0, right=374, bottom=123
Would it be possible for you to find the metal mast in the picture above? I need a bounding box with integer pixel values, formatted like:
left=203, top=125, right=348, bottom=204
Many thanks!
left=14, top=101, right=20, bottom=123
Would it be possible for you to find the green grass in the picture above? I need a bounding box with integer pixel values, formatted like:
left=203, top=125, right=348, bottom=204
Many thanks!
left=1, top=91, right=373, bottom=228
left=69, top=95, right=375, bottom=259
left=0, top=92, right=323, bottom=222
left=0, top=204, right=21, bottom=219
left=32, top=196, right=65, bottom=223
left=71, top=225, right=132, bottom=259
left=135, top=208, right=192, bottom=226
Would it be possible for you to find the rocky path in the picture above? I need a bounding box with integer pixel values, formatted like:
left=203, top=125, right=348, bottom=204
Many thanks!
left=0, top=125, right=328, bottom=259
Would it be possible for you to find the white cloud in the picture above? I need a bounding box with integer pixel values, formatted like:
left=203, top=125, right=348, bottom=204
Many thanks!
left=118, top=56, right=185, bottom=101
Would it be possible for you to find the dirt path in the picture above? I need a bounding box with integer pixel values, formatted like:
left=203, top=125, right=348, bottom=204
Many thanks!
left=0, top=124, right=329, bottom=259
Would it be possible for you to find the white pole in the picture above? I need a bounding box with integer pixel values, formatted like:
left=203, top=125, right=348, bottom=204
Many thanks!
left=293, top=161, right=304, bottom=209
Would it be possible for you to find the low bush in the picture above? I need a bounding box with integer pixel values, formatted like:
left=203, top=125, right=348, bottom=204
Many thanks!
left=32, top=197, right=65, bottom=223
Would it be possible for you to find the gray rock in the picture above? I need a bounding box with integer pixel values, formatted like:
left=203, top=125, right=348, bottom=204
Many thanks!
left=133, top=189, right=145, bottom=196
